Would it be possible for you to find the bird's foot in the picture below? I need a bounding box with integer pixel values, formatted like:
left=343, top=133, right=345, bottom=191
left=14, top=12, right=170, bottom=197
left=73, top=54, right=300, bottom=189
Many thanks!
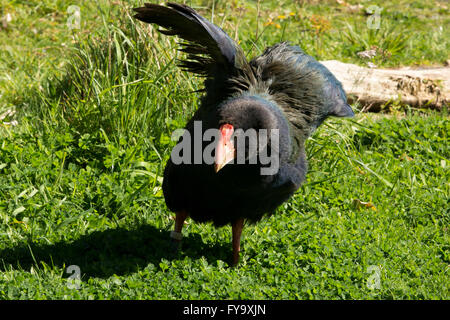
left=170, top=239, right=182, bottom=254
left=231, top=253, right=240, bottom=267
left=169, top=230, right=183, bottom=254
left=231, top=218, right=244, bottom=267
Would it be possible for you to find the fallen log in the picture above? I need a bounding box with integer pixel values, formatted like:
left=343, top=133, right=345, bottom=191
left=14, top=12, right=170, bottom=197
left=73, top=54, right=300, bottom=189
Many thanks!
left=320, top=60, right=449, bottom=112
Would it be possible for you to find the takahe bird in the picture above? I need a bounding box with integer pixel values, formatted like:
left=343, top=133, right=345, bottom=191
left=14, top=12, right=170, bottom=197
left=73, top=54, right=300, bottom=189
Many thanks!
left=133, top=3, right=354, bottom=265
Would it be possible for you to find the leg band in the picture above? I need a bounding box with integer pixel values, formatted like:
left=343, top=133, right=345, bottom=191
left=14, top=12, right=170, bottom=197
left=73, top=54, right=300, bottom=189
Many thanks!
left=170, top=231, right=183, bottom=241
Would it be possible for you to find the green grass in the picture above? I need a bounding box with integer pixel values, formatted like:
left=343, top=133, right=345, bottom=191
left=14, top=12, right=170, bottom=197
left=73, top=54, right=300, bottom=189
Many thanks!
left=0, top=0, right=449, bottom=299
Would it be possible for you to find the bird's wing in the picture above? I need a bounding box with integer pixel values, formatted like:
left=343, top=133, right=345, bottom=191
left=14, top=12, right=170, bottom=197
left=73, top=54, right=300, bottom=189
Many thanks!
left=133, top=3, right=247, bottom=77
left=251, top=42, right=349, bottom=117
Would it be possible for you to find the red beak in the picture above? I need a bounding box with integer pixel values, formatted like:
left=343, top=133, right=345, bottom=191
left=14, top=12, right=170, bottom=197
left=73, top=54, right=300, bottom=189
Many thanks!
left=214, top=124, right=235, bottom=173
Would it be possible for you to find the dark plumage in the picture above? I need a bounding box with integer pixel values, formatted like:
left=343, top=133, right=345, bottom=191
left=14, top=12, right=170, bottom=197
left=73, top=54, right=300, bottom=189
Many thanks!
left=133, top=3, right=354, bottom=265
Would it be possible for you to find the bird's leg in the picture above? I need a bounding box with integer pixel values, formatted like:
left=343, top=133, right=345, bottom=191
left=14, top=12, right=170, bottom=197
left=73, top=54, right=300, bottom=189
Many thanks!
left=170, top=210, right=188, bottom=252
left=231, top=218, right=245, bottom=266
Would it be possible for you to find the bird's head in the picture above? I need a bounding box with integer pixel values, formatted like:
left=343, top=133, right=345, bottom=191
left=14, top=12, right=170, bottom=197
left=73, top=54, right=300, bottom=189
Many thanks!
left=213, top=95, right=288, bottom=173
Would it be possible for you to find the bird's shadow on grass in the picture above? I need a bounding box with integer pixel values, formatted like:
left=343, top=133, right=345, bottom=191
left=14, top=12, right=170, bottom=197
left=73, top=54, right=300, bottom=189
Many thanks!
left=0, top=224, right=231, bottom=279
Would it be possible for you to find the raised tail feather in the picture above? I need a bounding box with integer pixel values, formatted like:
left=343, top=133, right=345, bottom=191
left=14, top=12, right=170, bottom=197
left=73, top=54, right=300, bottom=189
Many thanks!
left=133, top=2, right=247, bottom=77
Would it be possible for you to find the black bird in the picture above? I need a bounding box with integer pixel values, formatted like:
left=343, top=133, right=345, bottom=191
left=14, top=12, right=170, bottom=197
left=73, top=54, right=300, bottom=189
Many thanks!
left=133, top=3, right=354, bottom=265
